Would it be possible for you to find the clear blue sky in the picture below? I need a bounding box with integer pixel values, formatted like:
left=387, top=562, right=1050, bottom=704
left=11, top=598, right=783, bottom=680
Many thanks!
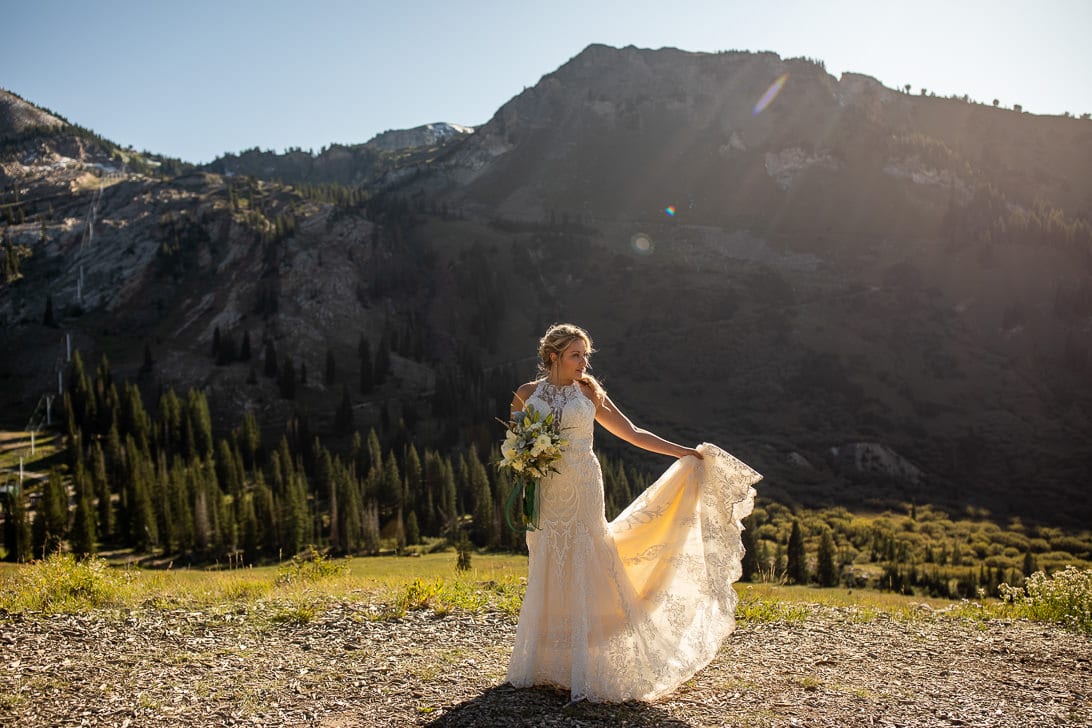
left=3, top=0, right=1089, bottom=164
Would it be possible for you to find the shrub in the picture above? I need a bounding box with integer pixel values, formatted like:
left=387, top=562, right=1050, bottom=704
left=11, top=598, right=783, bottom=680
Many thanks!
left=999, top=566, right=1092, bottom=634
left=0, top=554, right=136, bottom=612
left=274, top=547, right=349, bottom=586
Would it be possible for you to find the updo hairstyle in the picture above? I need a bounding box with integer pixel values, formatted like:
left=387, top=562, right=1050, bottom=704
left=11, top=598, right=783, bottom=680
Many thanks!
left=537, top=323, right=607, bottom=405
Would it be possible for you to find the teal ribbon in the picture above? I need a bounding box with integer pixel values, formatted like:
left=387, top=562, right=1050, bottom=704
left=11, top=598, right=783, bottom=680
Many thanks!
left=505, top=477, right=540, bottom=533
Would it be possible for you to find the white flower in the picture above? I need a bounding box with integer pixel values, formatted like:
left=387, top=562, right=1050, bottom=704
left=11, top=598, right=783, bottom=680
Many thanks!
left=531, top=434, right=553, bottom=457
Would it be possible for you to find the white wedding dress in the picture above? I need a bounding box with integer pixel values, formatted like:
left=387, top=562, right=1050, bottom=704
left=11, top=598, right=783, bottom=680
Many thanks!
left=506, top=379, right=761, bottom=703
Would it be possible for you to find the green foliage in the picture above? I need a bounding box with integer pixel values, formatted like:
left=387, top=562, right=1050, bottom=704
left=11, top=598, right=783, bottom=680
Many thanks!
left=787, top=520, right=807, bottom=584
left=456, top=532, right=473, bottom=571
left=0, top=554, right=136, bottom=612
left=1000, top=567, right=1092, bottom=634
left=274, top=547, right=350, bottom=586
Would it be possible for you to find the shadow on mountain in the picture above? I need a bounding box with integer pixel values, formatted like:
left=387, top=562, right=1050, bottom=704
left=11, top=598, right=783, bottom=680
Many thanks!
left=424, top=683, right=693, bottom=727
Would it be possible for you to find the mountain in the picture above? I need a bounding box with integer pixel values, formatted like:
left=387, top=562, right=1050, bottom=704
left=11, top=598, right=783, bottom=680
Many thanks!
left=1, top=44, right=1090, bottom=529
left=201, top=122, right=474, bottom=188
left=0, top=89, right=65, bottom=141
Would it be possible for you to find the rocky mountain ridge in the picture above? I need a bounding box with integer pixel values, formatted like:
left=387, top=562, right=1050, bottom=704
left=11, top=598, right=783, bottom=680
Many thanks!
left=1, top=45, right=1090, bottom=527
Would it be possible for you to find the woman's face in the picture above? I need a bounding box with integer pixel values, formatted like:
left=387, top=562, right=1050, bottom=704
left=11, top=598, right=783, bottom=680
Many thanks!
left=553, top=338, right=588, bottom=383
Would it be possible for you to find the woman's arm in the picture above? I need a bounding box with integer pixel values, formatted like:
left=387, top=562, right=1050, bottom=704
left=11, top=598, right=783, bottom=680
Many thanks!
left=592, top=391, right=702, bottom=459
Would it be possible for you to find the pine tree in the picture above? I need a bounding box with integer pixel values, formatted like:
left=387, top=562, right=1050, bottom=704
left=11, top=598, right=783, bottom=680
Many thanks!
left=33, top=469, right=69, bottom=557
left=362, top=499, right=380, bottom=554
left=787, top=520, right=807, bottom=585
left=89, top=441, right=114, bottom=543
left=70, top=467, right=98, bottom=557
left=817, top=528, right=838, bottom=587
left=3, top=483, right=33, bottom=562
left=216, top=439, right=242, bottom=497
left=239, top=492, right=260, bottom=564
left=128, top=443, right=158, bottom=551
left=240, top=330, right=252, bottom=361
left=237, top=411, right=262, bottom=468
left=468, top=446, right=497, bottom=547
left=379, top=450, right=402, bottom=516
left=187, top=389, right=215, bottom=459
left=405, top=509, right=421, bottom=546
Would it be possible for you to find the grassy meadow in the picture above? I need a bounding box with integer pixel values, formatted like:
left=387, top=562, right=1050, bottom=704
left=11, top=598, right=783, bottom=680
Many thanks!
left=1, top=549, right=1089, bottom=635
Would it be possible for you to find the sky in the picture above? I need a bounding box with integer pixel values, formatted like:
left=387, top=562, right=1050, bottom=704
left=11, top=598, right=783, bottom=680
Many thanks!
left=3, top=0, right=1090, bottom=164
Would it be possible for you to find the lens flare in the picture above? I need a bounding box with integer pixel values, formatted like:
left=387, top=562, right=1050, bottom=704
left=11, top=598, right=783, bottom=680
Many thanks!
left=753, top=73, right=788, bottom=116
left=630, top=233, right=654, bottom=255
left=664, top=205, right=676, bottom=217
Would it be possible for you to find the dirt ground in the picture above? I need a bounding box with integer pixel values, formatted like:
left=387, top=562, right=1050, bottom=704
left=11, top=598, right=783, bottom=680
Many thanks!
left=1, top=603, right=1089, bottom=727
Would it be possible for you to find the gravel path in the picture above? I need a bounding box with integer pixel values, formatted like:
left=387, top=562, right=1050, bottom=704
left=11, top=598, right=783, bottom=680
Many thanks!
left=1, top=603, right=1089, bottom=727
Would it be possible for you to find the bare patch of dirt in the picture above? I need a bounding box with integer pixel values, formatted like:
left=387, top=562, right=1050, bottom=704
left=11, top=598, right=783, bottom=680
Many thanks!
left=1, top=604, right=1088, bottom=726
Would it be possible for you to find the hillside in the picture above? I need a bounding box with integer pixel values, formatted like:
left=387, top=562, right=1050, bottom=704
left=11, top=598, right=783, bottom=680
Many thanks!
left=1, top=44, right=1091, bottom=530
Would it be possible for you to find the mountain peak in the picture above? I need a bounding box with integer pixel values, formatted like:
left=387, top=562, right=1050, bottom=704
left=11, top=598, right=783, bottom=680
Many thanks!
left=365, top=122, right=475, bottom=153
left=0, top=88, right=66, bottom=140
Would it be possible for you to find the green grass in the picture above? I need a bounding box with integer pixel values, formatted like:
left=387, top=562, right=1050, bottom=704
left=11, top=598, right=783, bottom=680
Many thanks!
left=2, top=553, right=1088, bottom=635
left=0, top=551, right=527, bottom=617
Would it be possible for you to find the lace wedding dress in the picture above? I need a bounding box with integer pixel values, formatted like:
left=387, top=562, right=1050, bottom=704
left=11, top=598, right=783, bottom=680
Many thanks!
left=506, top=379, right=761, bottom=703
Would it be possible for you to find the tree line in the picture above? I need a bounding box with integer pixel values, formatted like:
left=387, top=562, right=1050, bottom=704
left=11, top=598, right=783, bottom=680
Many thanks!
left=1, top=350, right=646, bottom=565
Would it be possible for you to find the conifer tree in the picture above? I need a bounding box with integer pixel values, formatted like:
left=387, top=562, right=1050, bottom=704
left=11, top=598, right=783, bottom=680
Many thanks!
left=405, top=509, right=421, bottom=546
left=362, top=499, right=380, bottom=554
left=787, top=520, right=807, bottom=584
left=817, top=528, right=839, bottom=587
left=33, top=469, right=69, bottom=557
left=379, top=449, right=402, bottom=516
left=216, top=439, right=242, bottom=497
left=442, top=458, right=458, bottom=543
left=239, top=492, right=260, bottom=565
left=70, top=467, right=98, bottom=557
left=3, top=483, right=32, bottom=562
left=127, top=440, right=158, bottom=551
left=240, top=330, right=252, bottom=361
left=89, top=441, right=114, bottom=543
left=237, top=411, right=262, bottom=468
left=467, top=446, right=497, bottom=547
left=187, top=389, right=215, bottom=459
left=165, top=456, right=192, bottom=553
left=43, top=294, right=56, bottom=327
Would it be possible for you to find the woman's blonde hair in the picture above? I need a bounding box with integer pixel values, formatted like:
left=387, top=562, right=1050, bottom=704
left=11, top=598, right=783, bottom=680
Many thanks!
left=537, top=323, right=607, bottom=405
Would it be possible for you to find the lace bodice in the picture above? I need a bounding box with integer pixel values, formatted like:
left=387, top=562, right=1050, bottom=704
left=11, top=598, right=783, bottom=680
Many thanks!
left=523, top=379, right=597, bottom=447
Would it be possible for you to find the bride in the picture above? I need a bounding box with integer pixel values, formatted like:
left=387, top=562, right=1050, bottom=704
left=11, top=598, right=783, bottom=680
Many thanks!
left=505, top=323, right=761, bottom=703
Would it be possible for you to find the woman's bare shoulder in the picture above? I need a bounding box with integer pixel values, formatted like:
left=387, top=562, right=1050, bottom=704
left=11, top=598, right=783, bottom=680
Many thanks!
left=512, top=380, right=540, bottom=407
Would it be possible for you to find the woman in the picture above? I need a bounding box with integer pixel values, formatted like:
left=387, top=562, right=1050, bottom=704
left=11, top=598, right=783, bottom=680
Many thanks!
left=506, top=323, right=760, bottom=703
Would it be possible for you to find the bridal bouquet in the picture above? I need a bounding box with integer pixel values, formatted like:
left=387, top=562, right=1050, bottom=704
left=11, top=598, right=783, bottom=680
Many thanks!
left=498, top=404, right=567, bottom=532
